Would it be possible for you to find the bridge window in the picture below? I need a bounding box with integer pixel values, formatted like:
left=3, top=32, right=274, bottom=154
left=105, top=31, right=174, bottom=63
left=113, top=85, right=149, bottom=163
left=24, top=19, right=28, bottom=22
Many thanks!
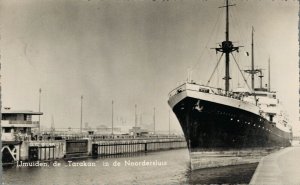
left=4, top=128, right=11, bottom=133
left=25, top=115, right=32, bottom=121
left=199, top=88, right=209, bottom=93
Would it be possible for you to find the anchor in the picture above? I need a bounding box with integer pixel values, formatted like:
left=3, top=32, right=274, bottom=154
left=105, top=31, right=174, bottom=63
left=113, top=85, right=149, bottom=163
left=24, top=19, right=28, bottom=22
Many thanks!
left=194, top=100, right=204, bottom=112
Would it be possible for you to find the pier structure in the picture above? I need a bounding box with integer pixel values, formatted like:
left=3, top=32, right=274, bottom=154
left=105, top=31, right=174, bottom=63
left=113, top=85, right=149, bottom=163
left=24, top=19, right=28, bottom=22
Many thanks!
left=91, top=137, right=186, bottom=158
left=2, top=135, right=186, bottom=164
left=1, top=109, right=187, bottom=165
left=250, top=146, right=300, bottom=185
left=1, top=109, right=42, bottom=141
left=1, top=109, right=42, bottom=164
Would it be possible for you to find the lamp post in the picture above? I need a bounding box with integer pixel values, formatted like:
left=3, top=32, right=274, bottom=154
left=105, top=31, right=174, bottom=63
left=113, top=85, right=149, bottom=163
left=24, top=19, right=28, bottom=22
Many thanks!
left=153, top=107, right=156, bottom=135
left=135, top=104, right=137, bottom=127
left=80, top=95, right=83, bottom=133
left=169, top=109, right=171, bottom=137
left=38, top=88, right=41, bottom=133
left=112, top=100, right=114, bottom=135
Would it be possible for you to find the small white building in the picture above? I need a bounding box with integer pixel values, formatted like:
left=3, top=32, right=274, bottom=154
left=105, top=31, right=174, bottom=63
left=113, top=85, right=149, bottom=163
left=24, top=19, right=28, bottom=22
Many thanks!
left=1, top=109, right=43, bottom=141
left=129, top=126, right=149, bottom=136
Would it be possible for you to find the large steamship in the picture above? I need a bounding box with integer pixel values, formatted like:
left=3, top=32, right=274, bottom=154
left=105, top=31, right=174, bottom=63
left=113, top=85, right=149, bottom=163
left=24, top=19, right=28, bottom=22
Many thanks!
left=168, top=0, right=292, bottom=169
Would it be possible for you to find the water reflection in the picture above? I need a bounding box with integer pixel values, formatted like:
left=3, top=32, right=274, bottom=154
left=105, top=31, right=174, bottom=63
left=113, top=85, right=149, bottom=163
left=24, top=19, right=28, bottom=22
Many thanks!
left=188, top=163, right=258, bottom=184
left=3, top=149, right=257, bottom=185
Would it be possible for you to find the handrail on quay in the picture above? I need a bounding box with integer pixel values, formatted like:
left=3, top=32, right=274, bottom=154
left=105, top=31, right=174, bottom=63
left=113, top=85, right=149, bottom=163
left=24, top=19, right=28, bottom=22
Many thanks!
left=27, top=133, right=185, bottom=142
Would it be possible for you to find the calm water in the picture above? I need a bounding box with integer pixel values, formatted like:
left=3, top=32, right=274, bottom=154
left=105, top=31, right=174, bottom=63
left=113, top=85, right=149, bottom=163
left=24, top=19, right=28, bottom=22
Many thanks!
left=2, top=149, right=257, bottom=185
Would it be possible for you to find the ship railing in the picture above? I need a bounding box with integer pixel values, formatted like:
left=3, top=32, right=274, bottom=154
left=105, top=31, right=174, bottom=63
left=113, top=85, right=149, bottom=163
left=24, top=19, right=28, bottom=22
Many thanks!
left=168, top=82, right=247, bottom=101
left=168, top=83, right=187, bottom=97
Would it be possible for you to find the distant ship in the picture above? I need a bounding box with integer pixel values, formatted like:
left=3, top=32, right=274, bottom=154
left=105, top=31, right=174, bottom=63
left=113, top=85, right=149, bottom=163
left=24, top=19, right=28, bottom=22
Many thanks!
left=168, top=0, right=292, bottom=170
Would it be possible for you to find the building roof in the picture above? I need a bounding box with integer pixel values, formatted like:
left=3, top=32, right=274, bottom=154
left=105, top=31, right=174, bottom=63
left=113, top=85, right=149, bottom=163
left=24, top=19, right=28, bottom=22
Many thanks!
left=1, top=110, right=43, bottom=115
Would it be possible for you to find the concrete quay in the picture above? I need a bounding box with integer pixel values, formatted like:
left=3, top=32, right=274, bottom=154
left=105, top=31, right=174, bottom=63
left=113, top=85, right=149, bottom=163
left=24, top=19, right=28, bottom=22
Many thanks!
left=2, top=136, right=187, bottom=165
left=250, top=145, right=300, bottom=185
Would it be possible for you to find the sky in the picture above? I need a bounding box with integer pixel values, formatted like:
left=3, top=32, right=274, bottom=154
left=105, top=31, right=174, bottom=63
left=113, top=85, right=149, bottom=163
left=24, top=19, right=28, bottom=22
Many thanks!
left=0, top=0, right=299, bottom=134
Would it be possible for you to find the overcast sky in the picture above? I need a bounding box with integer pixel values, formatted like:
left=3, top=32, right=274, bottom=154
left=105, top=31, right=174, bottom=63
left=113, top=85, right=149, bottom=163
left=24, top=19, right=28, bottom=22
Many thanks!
left=0, top=0, right=299, bottom=134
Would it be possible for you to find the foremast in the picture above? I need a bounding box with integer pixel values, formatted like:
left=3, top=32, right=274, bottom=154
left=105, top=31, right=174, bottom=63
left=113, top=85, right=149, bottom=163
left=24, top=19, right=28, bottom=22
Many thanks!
left=214, top=0, right=240, bottom=92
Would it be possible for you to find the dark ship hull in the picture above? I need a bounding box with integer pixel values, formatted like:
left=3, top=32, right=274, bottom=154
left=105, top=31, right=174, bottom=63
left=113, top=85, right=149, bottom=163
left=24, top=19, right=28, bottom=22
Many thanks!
left=168, top=84, right=292, bottom=169
left=173, top=97, right=291, bottom=152
left=167, top=0, right=293, bottom=170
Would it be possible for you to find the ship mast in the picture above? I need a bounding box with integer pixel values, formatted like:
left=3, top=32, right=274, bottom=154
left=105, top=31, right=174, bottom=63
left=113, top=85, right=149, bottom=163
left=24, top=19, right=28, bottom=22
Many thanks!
left=251, top=27, right=255, bottom=89
left=215, top=0, right=240, bottom=92
left=244, top=27, right=259, bottom=90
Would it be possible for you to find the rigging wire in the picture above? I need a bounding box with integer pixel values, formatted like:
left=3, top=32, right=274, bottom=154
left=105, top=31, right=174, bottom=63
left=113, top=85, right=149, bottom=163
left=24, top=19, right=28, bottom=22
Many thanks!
left=191, top=6, right=223, bottom=72
left=229, top=6, right=255, bottom=90
left=231, top=7, right=245, bottom=47
left=233, top=52, right=240, bottom=88
left=230, top=53, right=253, bottom=93
left=229, top=7, right=242, bottom=90
left=206, top=53, right=224, bottom=86
left=233, top=4, right=268, bottom=83
left=216, top=52, right=220, bottom=87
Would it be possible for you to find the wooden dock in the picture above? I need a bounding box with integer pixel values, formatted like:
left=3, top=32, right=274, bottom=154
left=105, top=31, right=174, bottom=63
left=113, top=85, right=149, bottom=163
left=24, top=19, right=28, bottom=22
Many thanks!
left=250, top=146, right=300, bottom=185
